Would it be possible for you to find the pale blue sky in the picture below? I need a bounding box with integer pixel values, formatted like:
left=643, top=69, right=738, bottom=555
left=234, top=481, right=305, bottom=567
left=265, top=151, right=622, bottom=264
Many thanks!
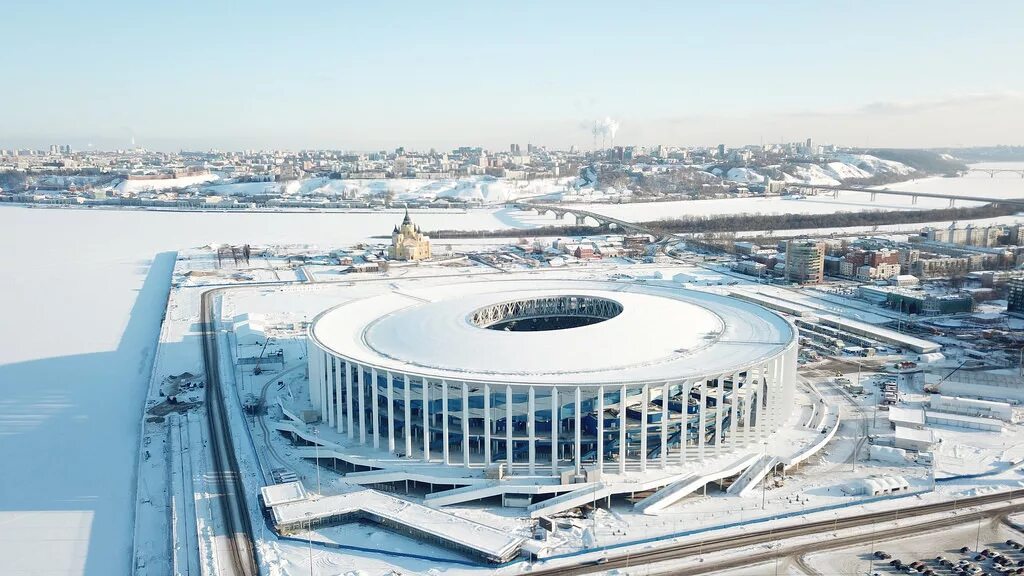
left=2, top=0, right=1021, bottom=151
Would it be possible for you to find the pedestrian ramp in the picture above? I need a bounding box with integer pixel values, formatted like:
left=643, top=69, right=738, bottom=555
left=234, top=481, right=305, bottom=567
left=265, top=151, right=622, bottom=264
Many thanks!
left=424, top=479, right=570, bottom=508
left=526, top=483, right=610, bottom=519
left=726, top=454, right=780, bottom=497
left=424, top=481, right=504, bottom=507
left=633, top=453, right=760, bottom=515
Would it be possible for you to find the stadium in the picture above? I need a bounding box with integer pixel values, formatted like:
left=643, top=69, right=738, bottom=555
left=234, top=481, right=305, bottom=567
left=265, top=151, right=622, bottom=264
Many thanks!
left=306, top=279, right=797, bottom=481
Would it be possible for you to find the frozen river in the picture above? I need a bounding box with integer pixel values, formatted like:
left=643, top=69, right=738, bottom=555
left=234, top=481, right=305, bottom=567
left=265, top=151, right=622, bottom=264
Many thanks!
left=556, top=162, right=1024, bottom=224
left=0, top=163, right=1021, bottom=575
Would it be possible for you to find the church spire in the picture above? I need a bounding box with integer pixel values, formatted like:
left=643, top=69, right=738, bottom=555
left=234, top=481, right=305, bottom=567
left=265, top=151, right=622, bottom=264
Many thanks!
left=402, top=209, right=412, bottom=226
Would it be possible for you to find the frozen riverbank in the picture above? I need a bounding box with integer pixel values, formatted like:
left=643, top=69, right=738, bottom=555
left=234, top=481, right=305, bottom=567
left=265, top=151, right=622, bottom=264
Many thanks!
left=0, top=206, right=536, bottom=576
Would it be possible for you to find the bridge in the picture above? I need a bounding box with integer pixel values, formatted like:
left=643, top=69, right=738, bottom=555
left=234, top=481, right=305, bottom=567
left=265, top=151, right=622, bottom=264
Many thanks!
left=784, top=183, right=1024, bottom=208
left=511, top=202, right=661, bottom=235
left=969, top=167, right=1024, bottom=178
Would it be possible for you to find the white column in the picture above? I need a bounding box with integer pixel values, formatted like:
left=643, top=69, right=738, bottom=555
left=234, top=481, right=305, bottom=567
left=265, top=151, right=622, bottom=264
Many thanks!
left=442, top=380, right=450, bottom=465
left=640, top=384, right=649, bottom=472
left=618, top=384, right=627, bottom=474
left=573, top=387, right=582, bottom=475
left=422, top=379, right=430, bottom=462
left=404, top=375, right=412, bottom=458
left=729, top=371, right=740, bottom=448
left=775, top=357, right=784, bottom=428
left=550, top=387, right=559, bottom=475
left=596, top=387, right=604, bottom=473
left=660, top=382, right=669, bottom=468
left=357, top=365, right=366, bottom=445
left=714, top=375, right=724, bottom=455
left=345, top=361, right=354, bottom=440
left=325, top=356, right=334, bottom=428
left=698, top=381, right=707, bottom=460
left=484, top=384, right=491, bottom=465
left=505, top=385, right=513, bottom=469
left=746, top=366, right=758, bottom=445
left=528, top=386, right=536, bottom=475
left=784, top=347, right=797, bottom=421
left=462, top=382, right=470, bottom=467
left=320, top=351, right=329, bottom=420
left=386, top=372, right=395, bottom=454
left=334, top=358, right=343, bottom=434
left=371, top=368, right=380, bottom=449
left=759, top=363, right=769, bottom=441
left=680, top=380, right=688, bottom=465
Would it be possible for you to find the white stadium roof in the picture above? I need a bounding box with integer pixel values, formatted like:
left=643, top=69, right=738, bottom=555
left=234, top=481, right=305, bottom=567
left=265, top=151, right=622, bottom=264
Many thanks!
left=310, top=279, right=796, bottom=386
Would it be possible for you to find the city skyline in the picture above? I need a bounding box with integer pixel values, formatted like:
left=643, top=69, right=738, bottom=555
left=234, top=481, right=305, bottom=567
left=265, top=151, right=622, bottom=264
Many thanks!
left=2, top=0, right=1022, bottom=151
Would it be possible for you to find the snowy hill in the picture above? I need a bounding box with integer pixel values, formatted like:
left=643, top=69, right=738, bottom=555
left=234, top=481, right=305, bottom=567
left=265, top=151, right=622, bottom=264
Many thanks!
left=835, top=153, right=915, bottom=177
left=717, top=154, right=915, bottom=187
left=114, top=173, right=220, bottom=194
left=203, top=176, right=570, bottom=205
left=723, top=167, right=765, bottom=184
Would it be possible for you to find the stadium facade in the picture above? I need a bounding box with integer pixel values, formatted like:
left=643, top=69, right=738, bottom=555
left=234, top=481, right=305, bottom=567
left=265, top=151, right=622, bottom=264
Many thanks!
left=306, top=279, right=797, bottom=478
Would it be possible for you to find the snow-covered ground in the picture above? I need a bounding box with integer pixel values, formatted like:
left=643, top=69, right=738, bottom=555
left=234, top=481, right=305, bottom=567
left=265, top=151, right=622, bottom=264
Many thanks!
left=0, top=206, right=536, bottom=576
left=115, top=173, right=221, bottom=194
left=3, top=162, right=1022, bottom=575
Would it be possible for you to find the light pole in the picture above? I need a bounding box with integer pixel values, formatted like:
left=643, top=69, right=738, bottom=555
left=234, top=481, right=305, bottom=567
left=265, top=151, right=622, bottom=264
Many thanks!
left=305, top=512, right=314, bottom=576
left=313, top=427, right=321, bottom=498
left=975, top=513, right=983, bottom=552
left=762, top=440, right=769, bottom=510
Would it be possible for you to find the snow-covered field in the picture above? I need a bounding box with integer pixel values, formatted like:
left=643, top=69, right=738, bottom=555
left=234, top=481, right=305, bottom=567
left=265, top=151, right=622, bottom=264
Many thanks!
left=0, top=206, right=535, bottom=576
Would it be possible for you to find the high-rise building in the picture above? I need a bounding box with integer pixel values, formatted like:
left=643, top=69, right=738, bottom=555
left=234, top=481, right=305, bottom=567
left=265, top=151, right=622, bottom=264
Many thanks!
left=717, top=143, right=726, bottom=159
left=1008, top=277, right=1024, bottom=314
left=785, top=240, right=826, bottom=284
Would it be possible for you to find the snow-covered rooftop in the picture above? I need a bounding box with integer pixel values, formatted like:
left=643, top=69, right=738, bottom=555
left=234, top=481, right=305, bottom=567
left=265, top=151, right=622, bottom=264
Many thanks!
left=310, top=279, right=796, bottom=386
left=260, top=481, right=308, bottom=507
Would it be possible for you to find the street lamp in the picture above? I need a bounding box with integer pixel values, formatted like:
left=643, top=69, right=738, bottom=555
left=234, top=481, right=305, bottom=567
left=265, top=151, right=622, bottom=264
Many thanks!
left=305, top=512, right=314, bottom=576
left=313, top=427, right=321, bottom=498
left=762, top=440, right=769, bottom=510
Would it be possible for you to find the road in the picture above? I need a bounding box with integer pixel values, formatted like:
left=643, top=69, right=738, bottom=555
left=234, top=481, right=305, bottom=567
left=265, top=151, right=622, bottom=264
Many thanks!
left=528, top=489, right=1024, bottom=575
left=200, top=289, right=259, bottom=576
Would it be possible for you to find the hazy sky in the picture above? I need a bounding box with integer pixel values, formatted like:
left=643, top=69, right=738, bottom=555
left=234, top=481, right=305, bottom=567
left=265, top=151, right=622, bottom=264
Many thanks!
left=2, top=0, right=1022, bottom=151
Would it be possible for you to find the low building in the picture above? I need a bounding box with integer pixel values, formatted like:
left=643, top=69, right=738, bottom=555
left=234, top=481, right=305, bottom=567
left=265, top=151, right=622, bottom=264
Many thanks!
left=844, top=475, right=911, bottom=496
left=925, top=411, right=1002, bottom=432
left=888, top=406, right=926, bottom=430
left=893, top=425, right=936, bottom=452
left=912, top=256, right=970, bottom=279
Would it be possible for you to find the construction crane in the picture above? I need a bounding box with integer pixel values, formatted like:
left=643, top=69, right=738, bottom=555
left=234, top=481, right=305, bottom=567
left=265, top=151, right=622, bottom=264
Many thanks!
left=252, top=338, right=272, bottom=375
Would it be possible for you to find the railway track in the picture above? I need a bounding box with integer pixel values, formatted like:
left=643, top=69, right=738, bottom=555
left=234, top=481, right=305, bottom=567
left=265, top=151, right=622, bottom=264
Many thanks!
left=200, top=289, right=259, bottom=576
left=529, top=489, right=1024, bottom=575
